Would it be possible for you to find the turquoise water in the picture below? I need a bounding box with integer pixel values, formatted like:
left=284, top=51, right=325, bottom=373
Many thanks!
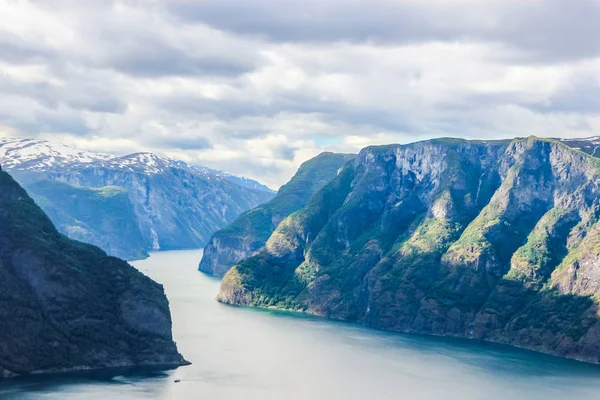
left=2, top=249, right=600, bottom=399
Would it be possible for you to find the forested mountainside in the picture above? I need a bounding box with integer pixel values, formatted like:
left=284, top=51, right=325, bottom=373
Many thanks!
left=200, top=153, right=354, bottom=277
left=0, top=167, right=186, bottom=378
left=219, top=137, right=600, bottom=363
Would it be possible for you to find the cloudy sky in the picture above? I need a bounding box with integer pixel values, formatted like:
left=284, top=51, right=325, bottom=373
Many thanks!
left=1, top=0, right=599, bottom=188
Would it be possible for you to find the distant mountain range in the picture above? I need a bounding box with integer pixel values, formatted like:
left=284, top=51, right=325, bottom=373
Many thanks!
left=25, top=180, right=149, bottom=261
left=192, top=165, right=274, bottom=193
left=0, top=137, right=275, bottom=260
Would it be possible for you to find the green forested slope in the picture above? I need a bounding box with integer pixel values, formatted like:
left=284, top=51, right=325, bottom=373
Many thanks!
left=0, top=167, right=186, bottom=377
left=200, top=152, right=354, bottom=276
left=219, top=137, right=600, bottom=363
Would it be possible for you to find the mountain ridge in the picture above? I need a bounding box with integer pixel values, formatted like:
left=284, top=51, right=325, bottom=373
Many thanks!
left=0, top=138, right=271, bottom=189
left=218, top=136, right=600, bottom=364
left=199, top=152, right=355, bottom=277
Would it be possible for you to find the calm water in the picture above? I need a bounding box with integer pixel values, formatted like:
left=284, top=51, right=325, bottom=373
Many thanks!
left=3, top=250, right=600, bottom=399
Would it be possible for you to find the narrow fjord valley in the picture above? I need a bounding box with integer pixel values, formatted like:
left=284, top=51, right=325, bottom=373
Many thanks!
left=4, top=137, right=600, bottom=400
left=0, top=166, right=186, bottom=378
left=2, top=0, right=599, bottom=398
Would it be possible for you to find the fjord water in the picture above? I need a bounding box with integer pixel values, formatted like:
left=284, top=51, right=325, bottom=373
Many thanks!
left=3, top=251, right=600, bottom=399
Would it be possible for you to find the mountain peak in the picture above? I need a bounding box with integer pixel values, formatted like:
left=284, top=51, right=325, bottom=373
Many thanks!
left=0, top=137, right=113, bottom=171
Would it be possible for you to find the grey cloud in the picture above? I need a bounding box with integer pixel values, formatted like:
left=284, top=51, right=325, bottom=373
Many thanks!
left=532, top=77, right=600, bottom=114
left=0, top=75, right=127, bottom=114
left=154, top=136, right=213, bottom=150
left=437, top=76, right=600, bottom=116
left=158, top=90, right=418, bottom=137
left=165, top=0, right=460, bottom=43
left=100, top=33, right=260, bottom=78
left=156, top=95, right=265, bottom=121
left=36, top=112, right=91, bottom=136
left=494, top=0, right=600, bottom=63
left=166, top=0, right=600, bottom=63
left=0, top=106, right=91, bottom=136
left=0, top=35, right=56, bottom=65
left=0, top=3, right=262, bottom=79
left=65, top=97, right=127, bottom=114
left=271, top=143, right=298, bottom=161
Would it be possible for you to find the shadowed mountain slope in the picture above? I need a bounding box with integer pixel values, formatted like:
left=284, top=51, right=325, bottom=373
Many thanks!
left=0, top=167, right=186, bottom=377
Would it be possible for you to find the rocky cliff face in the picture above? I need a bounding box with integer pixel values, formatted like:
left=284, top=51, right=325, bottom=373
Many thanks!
left=0, top=167, right=186, bottom=377
left=219, top=137, right=600, bottom=363
left=200, top=152, right=354, bottom=277
left=47, top=153, right=274, bottom=252
left=24, top=180, right=148, bottom=261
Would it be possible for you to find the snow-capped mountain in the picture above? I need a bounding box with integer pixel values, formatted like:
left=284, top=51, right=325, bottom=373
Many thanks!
left=0, top=137, right=275, bottom=260
left=192, top=165, right=275, bottom=193
left=0, top=137, right=271, bottom=188
left=87, top=152, right=195, bottom=175
left=0, top=137, right=113, bottom=171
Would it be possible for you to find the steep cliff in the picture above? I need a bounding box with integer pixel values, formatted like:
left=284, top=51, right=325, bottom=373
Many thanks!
left=0, top=167, right=186, bottom=377
left=219, top=137, right=600, bottom=363
left=200, top=153, right=354, bottom=277
left=46, top=153, right=274, bottom=252
left=24, top=180, right=148, bottom=261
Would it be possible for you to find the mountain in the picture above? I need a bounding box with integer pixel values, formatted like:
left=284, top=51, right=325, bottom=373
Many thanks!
left=0, top=137, right=113, bottom=171
left=0, top=166, right=186, bottom=378
left=0, top=138, right=275, bottom=258
left=199, top=152, right=355, bottom=277
left=46, top=152, right=274, bottom=252
left=558, top=137, right=600, bottom=157
left=218, top=137, right=600, bottom=364
left=192, top=165, right=275, bottom=193
left=24, top=180, right=148, bottom=261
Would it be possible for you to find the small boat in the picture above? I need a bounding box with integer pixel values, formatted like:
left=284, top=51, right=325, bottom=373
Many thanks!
left=174, top=379, right=181, bottom=383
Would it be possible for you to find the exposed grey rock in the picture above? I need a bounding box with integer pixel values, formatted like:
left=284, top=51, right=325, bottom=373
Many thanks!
left=220, top=137, right=600, bottom=364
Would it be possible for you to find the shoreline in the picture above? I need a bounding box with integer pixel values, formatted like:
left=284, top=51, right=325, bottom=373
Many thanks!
left=0, top=359, right=191, bottom=381
left=217, top=299, right=600, bottom=367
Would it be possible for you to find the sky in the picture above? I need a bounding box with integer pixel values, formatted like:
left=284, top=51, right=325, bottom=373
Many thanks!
left=0, top=0, right=599, bottom=188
